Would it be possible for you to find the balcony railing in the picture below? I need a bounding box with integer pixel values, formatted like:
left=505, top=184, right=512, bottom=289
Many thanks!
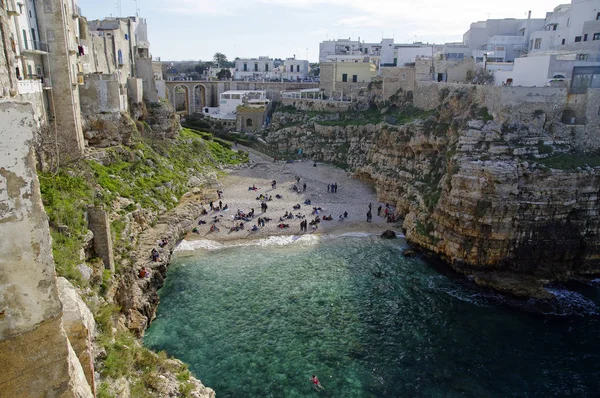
left=23, top=40, right=50, bottom=53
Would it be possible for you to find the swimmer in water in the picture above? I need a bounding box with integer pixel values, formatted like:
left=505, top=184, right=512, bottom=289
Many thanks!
left=311, top=374, right=325, bottom=391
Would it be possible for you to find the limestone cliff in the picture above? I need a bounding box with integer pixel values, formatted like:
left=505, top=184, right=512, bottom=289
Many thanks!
left=264, top=91, right=600, bottom=297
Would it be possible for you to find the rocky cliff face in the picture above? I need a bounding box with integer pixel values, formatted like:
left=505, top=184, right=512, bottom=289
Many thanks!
left=264, top=91, right=600, bottom=297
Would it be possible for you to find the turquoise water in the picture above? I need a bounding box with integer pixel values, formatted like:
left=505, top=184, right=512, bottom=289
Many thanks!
left=144, top=235, right=600, bottom=397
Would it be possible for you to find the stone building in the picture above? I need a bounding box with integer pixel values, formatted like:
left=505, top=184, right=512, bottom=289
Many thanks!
left=319, top=61, right=377, bottom=98
left=33, top=0, right=86, bottom=159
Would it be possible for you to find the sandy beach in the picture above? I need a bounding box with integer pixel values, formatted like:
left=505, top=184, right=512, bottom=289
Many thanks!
left=184, top=148, right=400, bottom=243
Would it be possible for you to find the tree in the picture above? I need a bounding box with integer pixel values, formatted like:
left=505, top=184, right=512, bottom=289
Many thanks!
left=213, top=52, right=228, bottom=67
left=467, top=67, right=494, bottom=85
left=217, top=69, right=232, bottom=80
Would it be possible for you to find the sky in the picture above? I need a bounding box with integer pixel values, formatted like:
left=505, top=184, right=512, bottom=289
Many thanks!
left=78, top=0, right=554, bottom=62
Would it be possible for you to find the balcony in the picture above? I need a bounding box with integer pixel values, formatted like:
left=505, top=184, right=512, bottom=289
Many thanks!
left=17, top=80, right=42, bottom=95
left=22, top=40, right=50, bottom=54
left=6, top=0, right=20, bottom=15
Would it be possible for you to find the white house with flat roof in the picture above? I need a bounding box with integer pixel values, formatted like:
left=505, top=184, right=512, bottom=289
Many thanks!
left=204, top=90, right=269, bottom=120
left=234, top=57, right=277, bottom=81
left=283, top=59, right=309, bottom=81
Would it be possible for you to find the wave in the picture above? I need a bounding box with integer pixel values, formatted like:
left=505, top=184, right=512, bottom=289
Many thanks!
left=175, top=231, right=405, bottom=252
left=543, top=288, right=599, bottom=316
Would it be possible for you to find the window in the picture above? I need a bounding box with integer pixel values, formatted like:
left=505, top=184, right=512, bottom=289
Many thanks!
left=27, top=65, right=32, bottom=78
left=29, top=10, right=32, bottom=18
left=31, top=28, right=36, bottom=49
left=352, top=75, right=357, bottom=83
left=22, top=29, right=28, bottom=50
left=296, top=65, right=300, bottom=72
left=265, top=63, right=269, bottom=71
left=577, top=53, right=589, bottom=61
left=125, top=34, right=129, bottom=40
left=584, top=34, right=588, bottom=41
left=562, top=38, right=566, bottom=45
left=534, top=38, right=542, bottom=49
left=553, top=24, right=557, bottom=31
left=290, top=65, right=293, bottom=72
left=597, top=12, right=600, bottom=20
left=496, top=45, right=505, bottom=51
left=594, top=33, right=600, bottom=41
left=243, top=63, right=247, bottom=71
left=575, top=36, right=582, bottom=42
left=254, top=63, right=258, bottom=71
left=342, top=73, right=347, bottom=82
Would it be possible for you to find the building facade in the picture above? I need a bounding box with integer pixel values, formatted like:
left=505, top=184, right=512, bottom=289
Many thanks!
left=283, top=58, right=309, bottom=81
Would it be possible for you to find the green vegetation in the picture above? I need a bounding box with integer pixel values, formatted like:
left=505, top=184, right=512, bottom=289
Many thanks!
left=39, top=127, right=246, bottom=286
left=38, top=126, right=247, bottom=396
left=94, top=304, right=193, bottom=397
left=537, top=153, right=600, bottom=170
left=537, top=140, right=554, bottom=155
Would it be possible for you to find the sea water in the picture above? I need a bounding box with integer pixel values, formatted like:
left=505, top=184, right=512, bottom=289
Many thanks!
left=144, top=235, right=600, bottom=397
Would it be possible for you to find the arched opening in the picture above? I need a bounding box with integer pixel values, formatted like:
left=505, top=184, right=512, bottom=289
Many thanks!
left=246, top=118, right=253, bottom=127
left=193, top=84, right=206, bottom=114
left=174, top=85, right=189, bottom=114
left=561, top=108, right=576, bottom=125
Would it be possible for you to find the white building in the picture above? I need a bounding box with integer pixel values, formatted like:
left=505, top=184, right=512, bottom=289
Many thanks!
left=528, top=0, right=600, bottom=55
left=319, top=38, right=439, bottom=70
left=234, top=57, right=276, bottom=81
left=283, top=58, right=309, bottom=81
left=204, top=90, right=269, bottom=120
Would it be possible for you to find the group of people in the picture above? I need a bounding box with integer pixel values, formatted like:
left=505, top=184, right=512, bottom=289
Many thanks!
left=209, top=200, right=229, bottom=212
left=327, top=183, right=339, bottom=193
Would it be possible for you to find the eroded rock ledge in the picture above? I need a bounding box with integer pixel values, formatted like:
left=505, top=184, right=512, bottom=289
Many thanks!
left=263, top=91, right=600, bottom=298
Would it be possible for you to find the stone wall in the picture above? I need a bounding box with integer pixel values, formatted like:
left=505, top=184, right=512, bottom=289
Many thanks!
left=280, top=98, right=354, bottom=112
left=127, top=77, right=144, bottom=104
left=87, top=206, right=115, bottom=271
left=0, top=8, right=18, bottom=98
left=381, top=67, right=416, bottom=99
left=79, top=74, right=123, bottom=115
left=236, top=106, right=267, bottom=133
left=0, top=101, right=93, bottom=397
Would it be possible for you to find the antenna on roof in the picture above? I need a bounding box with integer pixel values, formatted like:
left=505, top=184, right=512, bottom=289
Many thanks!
left=134, top=0, right=139, bottom=16
left=115, top=0, right=121, bottom=16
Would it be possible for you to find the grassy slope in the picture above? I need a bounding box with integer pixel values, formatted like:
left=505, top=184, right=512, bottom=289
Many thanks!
left=39, top=128, right=247, bottom=397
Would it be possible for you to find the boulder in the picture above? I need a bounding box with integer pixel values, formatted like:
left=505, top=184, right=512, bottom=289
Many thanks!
left=381, top=230, right=396, bottom=239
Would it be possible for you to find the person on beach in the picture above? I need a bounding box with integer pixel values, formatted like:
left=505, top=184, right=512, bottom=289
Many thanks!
left=377, top=205, right=382, bottom=217
left=303, top=183, right=307, bottom=192
left=219, top=200, right=223, bottom=210
left=367, top=211, right=372, bottom=223
left=138, top=266, right=148, bottom=278
left=296, top=176, right=301, bottom=184
left=272, top=180, right=277, bottom=189
left=344, top=211, right=348, bottom=218
left=209, top=201, right=214, bottom=211
left=369, top=203, right=372, bottom=211
left=327, top=184, right=330, bottom=193
left=311, top=375, right=325, bottom=391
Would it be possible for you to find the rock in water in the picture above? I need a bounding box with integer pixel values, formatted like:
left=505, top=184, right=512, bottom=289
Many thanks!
left=381, top=230, right=396, bottom=239
left=402, top=249, right=417, bottom=257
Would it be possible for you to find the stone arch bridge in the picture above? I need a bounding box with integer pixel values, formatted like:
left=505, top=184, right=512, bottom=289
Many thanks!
left=165, top=81, right=318, bottom=115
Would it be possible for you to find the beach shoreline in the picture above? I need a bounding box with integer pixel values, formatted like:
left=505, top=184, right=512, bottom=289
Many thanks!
left=182, top=151, right=400, bottom=245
